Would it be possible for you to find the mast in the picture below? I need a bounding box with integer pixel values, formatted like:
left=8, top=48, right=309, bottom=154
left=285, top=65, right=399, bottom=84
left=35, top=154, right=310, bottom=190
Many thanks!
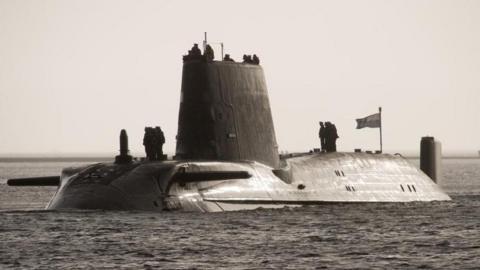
left=203, top=32, right=207, bottom=51
left=379, top=107, right=383, bottom=153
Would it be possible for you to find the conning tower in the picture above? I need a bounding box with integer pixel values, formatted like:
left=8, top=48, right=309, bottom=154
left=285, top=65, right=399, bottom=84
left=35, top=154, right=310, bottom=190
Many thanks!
left=175, top=53, right=280, bottom=168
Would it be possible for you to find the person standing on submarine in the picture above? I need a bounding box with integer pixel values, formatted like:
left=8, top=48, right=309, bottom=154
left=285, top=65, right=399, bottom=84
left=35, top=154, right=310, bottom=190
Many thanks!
left=319, top=121, right=326, bottom=152
left=324, top=122, right=339, bottom=152
left=331, top=123, right=339, bottom=152
left=252, top=54, right=260, bottom=64
left=143, top=127, right=155, bottom=160
left=154, top=126, right=165, bottom=160
left=204, top=44, right=214, bottom=61
left=190, top=43, right=201, bottom=57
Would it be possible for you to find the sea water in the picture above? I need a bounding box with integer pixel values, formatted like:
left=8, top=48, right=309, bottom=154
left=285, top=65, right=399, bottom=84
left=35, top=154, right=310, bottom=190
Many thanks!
left=0, top=159, right=479, bottom=269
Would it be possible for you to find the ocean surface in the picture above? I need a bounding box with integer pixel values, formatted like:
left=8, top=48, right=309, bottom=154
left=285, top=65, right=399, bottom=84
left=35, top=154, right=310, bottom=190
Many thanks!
left=0, top=158, right=479, bottom=269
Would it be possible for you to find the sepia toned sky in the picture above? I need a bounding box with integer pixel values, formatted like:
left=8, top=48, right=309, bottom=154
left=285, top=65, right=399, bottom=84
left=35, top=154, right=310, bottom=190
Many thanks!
left=0, top=0, right=479, bottom=156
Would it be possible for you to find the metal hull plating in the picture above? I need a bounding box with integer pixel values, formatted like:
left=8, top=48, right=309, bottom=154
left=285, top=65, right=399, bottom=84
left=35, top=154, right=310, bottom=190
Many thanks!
left=47, top=152, right=450, bottom=212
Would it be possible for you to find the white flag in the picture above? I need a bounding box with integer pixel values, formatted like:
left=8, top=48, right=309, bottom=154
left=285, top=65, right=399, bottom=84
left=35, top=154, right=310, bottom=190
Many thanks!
left=356, top=113, right=381, bottom=129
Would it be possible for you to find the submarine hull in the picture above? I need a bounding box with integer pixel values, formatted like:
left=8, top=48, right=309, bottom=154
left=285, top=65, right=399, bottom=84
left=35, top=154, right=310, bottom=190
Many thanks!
left=42, top=48, right=449, bottom=211
left=46, top=152, right=450, bottom=212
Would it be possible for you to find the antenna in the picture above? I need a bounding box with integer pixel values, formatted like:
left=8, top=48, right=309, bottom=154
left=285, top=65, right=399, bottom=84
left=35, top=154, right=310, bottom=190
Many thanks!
left=221, top=42, right=224, bottom=60
left=203, top=32, right=207, bottom=51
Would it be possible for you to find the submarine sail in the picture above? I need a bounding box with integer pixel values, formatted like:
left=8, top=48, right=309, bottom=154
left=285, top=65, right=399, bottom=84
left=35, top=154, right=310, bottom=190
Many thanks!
left=176, top=60, right=280, bottom=168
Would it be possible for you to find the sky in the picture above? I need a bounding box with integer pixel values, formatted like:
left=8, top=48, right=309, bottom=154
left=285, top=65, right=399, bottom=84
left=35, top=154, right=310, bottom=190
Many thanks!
left=0, top=0, right=479, bottom=156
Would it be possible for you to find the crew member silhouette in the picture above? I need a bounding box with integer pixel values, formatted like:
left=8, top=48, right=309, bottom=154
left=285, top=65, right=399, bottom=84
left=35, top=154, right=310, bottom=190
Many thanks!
left=243, top=54, right=253, bottom=63
left=319, top=122, right=326, bottom=152
left=324, top=122, right=339, bottom=152
left=331, top=123, right=339, bottom=152
left=190, top=43, right=201, bottom=57
left=204, top=44, right=214, bottom=61
left=224, top=54, right=234, bottom=62
left=252, top=54, right=260, bottom=64
left=154, top=126, right=165, bottom=160
left=143, top=127, right=155, bottom=160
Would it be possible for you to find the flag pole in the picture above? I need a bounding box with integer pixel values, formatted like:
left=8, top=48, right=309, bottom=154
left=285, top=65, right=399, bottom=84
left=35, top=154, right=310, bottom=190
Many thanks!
left=379, top=107, right=383, bottom=153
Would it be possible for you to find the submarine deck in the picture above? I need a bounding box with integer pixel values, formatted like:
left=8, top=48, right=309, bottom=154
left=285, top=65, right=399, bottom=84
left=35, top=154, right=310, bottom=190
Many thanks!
left=46, top=151, right=450, bottom=212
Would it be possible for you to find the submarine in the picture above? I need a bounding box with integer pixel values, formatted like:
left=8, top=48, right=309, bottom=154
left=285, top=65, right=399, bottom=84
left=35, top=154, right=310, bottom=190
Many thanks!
left=8, top=41, right=451, bottom=212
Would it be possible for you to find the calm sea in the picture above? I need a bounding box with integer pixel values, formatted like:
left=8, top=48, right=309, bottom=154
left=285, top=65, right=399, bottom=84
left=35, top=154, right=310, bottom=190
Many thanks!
left=0, top=158, right=479, bottom=269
